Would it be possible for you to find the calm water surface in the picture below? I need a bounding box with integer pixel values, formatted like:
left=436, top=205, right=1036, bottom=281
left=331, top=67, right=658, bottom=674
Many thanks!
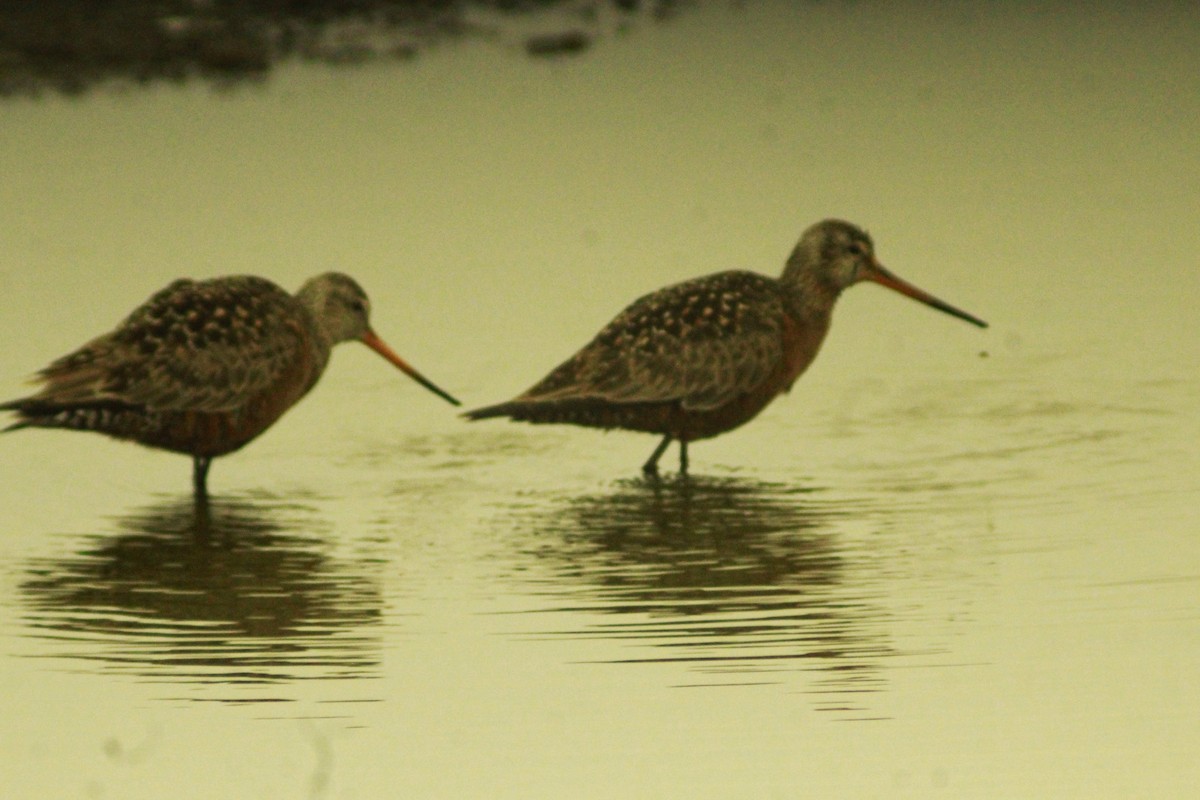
left=2, top=2, right=1198, bottom=798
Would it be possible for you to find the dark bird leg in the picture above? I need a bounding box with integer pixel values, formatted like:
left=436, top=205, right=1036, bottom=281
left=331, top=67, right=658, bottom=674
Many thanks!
left=643, top=435, right=672, bottom=477
left=193, top=456, right=211, bottom=501
left=192, top=490, right=212, bottom=534
left=679, top=440, right=689, bottom=477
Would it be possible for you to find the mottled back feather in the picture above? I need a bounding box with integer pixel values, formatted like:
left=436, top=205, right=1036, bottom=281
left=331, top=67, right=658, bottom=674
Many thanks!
left=18, top=276, right=316, bottom=414
left=518, top=271, right=785, bottom=411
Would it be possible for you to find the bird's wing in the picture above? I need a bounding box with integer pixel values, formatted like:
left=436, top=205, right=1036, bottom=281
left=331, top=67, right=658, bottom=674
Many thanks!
left=522, top=272, right=785, bottom=411
left=30, top=277, right=313, bottom=413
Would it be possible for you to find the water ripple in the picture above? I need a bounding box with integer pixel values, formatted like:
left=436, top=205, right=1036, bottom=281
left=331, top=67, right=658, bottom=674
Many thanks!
left=18, top=493, right=383, bottom=705
left=493, top=476, right=900, bottom=714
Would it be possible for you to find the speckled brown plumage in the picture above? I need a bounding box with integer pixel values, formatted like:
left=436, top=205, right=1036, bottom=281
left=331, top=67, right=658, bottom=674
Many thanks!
left=3, top=272, right=460, bottom=497
left=466, top=219, right=987, bottom=476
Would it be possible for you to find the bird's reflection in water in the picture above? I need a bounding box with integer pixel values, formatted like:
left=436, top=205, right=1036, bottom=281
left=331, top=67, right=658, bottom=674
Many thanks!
left=20, top=494, right=382, bottom=703
left=507, top=476, right=895, bottom=712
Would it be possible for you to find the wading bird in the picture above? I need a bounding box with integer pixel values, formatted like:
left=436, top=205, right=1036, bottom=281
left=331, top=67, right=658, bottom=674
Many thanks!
left=2, top=272, right=459, bottom=498
left=466, top=219, right=986, bottom=476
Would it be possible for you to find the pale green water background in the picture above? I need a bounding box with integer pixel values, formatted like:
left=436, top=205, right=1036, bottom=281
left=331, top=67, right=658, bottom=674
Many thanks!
left=1, top=2, right=1198, bottom=797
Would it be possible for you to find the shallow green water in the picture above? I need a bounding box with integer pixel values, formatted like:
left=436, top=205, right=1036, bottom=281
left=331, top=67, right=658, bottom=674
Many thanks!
left=2, top=2, right=1198, bottom=797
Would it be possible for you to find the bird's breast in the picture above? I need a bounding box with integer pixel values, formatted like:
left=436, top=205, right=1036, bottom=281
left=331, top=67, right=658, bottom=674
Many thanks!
left=778, top=310, right=831, bottom=392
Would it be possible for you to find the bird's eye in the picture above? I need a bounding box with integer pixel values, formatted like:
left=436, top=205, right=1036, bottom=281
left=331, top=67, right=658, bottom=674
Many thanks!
left=848, top=241, right=868, bottom=256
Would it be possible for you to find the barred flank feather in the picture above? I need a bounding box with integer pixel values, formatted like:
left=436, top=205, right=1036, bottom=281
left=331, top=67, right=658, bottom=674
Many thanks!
left=1, top=398, right=148, bottom=439
left=465, top=397, right=683, bottom=436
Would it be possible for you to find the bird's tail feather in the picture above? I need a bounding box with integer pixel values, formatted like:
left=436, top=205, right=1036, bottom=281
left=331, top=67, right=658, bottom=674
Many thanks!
left=1, top=398, right=143, bottom=435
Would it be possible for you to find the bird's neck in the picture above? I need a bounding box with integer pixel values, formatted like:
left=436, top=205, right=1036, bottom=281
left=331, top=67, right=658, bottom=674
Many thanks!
left=291, top=297, right=336, bottom=385
left=293, top=285, right=344, bottom=352
left=780, top=262, right=841, bottom=324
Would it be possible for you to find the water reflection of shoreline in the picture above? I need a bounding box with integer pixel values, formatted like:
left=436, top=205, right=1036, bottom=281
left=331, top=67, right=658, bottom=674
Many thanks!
left=503, top=477, right=896, bottom=713
left=0, top=2, right=679, bottom=97
left=19, top=494, right=382, bottom=702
